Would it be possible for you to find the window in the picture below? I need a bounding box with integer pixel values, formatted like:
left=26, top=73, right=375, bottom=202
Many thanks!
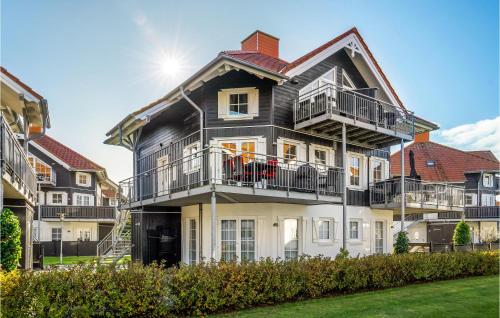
left=28, top=155, right=53, bottom=183
left=426, top=160, right=435, bottom=167
left=220, top=219, right=256, bottom=262
left=75, top=194, right=92, bottom=206
left=349, top=220, right=360, bottom=240
left=342, top=70, right=356, bottom=90
left=483, top=174, right=494, bottom=187
left=283, top=143, right=297, bottom=164
left=309, top=144, right=334, bottom=169
left=465, top=193, right=477, bottom=206
left=76, top=172, right=91, bottom=187
left=277, top=138, right=306, bottom=168
left=375, top=221, right=384, bottom=254
left=52, top=193, right=63, bottom=204
left=188, top=219, right=197, bottom=264
left=52, top=228, right=62, bottom=241
left=481, top=194, right=495, bottom=207
left=299, top=68, right=336, bottom=98
left=350, top=157, right=360, bottom=186
left=313, top=217, right=334, bottom=243
left=283, top=218, right=299, bottom=259
left=78, top=229, right=91, bottom=241
left=218, top=87, right=259, bottom=120
left=183, top=142, right=201, bottom=173
left=229, top=93, right=248, bottom=116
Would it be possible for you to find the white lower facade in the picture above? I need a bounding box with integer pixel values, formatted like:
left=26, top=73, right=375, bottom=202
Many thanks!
left=180, top=203, right=393, bottom=264
left=36, top=220, right=99, bottom=242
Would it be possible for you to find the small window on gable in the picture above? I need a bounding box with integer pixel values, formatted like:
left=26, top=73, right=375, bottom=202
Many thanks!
left=483, top=174, right=494, bottom=187
left=76, top=172, right=92, bottom=187
left=342, top=70, right=356, bottom=90
left=218, top=87, right=259, bottom=120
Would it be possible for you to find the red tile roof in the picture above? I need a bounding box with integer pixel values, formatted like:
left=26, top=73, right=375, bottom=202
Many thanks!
left=102, top=189, right=117, bottom=198
left=34, top=135, right=104, bottom=171
left=1, top=66, right=44, bottom=100
left=390, top=141, right=499, bottom=182
left=281, top=27, right=406, bottom=109
left=222, top=50, right=289, bottom=73
left=466, top=150, right=498, bottom=162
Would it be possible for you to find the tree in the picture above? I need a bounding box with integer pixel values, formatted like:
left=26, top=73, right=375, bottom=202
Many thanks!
left=453, top=221, right=471, bottom=245
left=394, top=231, right=409, bottom=254
left=0, top=209, right=22, bottom=271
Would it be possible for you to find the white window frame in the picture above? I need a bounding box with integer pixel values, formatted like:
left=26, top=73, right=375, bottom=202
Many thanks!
left=28, top=154, right=54, bottom=183
left=348, top=219, right=362, bottom=241
left=342, top=69, right=356, bottom=90
left=279, top=217, right=303, bottom=259
left=218, top=217, right=257, bottom=262
left=483, top=174, right=494, bottom=187
left=465, top=193, right=477, bottom=206
left=312, top=217, right=335, bottom=244
left=309, top=144, right=335, bottom=170
left=370, top=157, right=389, bottom=183
left=52, top=227, right=62, bottom=241
left=347, top=152, right=367, bottom=190
left=185, top=218, right=198, bottom=265
left=74, top=193, right=94, bottom=206
left=49, top=191, right=66, bottom=205
left=374, top=220, right=386, bottom=254
left=277, top=138, right=307, bottom=169
left=78, top=228, right=92, bottom=241
left=218, top=87, right=259, bottom=120
left=183, top=142, right=201, bottom=174
left=481, top=193, right=495, bottom=207
left=299, top=67, right=337, bottom=99
left=76, top=172, right=92, bottom=187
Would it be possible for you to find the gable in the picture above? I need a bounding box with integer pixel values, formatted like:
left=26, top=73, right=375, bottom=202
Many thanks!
left=283, top=28, right=404, bottom=108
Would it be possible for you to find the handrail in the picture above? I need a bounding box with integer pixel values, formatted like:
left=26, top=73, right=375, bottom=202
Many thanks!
left=119, top=146, right=344, bottom=207
left=0, top=114, right=37, bottom=201
left=40, top=205, right=116, bottom=219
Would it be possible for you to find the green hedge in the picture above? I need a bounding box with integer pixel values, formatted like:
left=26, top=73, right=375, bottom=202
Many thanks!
left=1, top=252, right=498, bottom=317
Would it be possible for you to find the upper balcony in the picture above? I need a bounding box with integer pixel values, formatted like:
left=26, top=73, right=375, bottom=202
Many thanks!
left=370, top=178, right=465, bottom=212
left=39, top=205, right=116, bottom=221
left=293, top=84, right=414, bottom=148
left=119, top=147, right=344, bottom=209
left=1, top=115, right=37, bottom=205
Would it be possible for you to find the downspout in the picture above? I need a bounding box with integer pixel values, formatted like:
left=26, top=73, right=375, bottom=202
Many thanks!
left=180, top=86, right=204, bottom=184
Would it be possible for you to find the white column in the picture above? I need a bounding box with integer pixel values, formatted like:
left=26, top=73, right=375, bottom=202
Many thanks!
left=400, top=139, right=405, bottom=233
left=342, top=123, right=347, bottom=249
left=211, top=191, right=217, bottom=259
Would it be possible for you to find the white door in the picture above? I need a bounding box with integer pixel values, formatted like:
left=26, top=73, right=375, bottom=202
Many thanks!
left=375, top=221, right=384, bottom=254
left=157, top=156, right=170, bottom=195
left=215, top=140, right=257, bottom=183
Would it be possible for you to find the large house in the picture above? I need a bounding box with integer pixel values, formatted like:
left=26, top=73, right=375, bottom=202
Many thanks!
left=104, top=28, right=461, bottom=265
left=1, top=67, right=51, bottom=269
left=390, top=132, right=499, bottom=245
left=28, top=135, right=118, bottom=257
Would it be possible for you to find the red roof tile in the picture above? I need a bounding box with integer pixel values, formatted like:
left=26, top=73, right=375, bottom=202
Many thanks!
left=1, top=66, right=44, bottom=100
left=466, top=151, right=498, bottom=162
left=102, top=189, right=117, bottom=198
left=222, top=50, right=289, bottom=73
left=34, top=135, right=104, bottom=171
left=281, top=27, right=406, bottom=109
left=390, top=141, right=499, bottom=183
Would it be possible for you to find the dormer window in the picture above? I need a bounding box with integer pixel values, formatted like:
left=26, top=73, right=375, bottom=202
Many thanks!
left=426, top=160, right=436, bottom=167
left=218, top=87, right=259, bottom=120
left=76, top=172, right=92, bottom=187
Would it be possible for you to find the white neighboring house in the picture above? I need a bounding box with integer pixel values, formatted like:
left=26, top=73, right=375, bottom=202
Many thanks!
left=28, top=135, right=118, bottom=257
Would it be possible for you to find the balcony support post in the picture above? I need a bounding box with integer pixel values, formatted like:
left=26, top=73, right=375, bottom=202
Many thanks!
left=400, top=138, right=405, bottom=234
left=342, top=123, right=347, bottom=250
left=210, top=191, right=217, bottom=260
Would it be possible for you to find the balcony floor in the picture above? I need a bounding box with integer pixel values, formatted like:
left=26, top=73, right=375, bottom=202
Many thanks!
left=295, top=113, right=412, bottom=148
left=122, top=184, right=343, bottom=209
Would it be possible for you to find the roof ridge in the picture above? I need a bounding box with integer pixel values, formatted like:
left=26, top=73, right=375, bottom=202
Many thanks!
left=35, top=135, right=105, bottom=171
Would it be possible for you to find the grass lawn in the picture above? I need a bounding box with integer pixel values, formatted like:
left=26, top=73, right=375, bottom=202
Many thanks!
left=43, top=255, right=131, bottom=266
left=214, top=276, right=499, bottom=318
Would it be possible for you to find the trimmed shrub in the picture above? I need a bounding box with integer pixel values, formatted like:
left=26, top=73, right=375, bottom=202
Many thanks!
left=1, top=252, right=498, bottom=317
left=453, top=221, right=471, bottom=245
left=394, top=231, right=410, bottom=254
left=0, top=209, right=22, bottom=271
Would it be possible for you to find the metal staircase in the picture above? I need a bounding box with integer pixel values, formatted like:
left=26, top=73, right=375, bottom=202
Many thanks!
left=392, top=214, right=424, bottom=240
left=97, top=209, right=132, bottom=264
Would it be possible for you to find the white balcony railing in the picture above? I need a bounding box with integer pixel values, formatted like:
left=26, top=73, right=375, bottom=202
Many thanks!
left=119, top=147, right=344, bottom=206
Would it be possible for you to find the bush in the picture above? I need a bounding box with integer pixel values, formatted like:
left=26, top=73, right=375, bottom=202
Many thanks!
left=453, top=221, right=471, bottom=245
left=1, top=252, right=498, bottom=317
left=394, top=231, right=410, bottom=254
left=0, top=209, right=22, bottom=271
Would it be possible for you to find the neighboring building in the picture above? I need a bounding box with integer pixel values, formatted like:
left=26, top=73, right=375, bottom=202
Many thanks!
left=104, top=28, right=458, bottom=265
left=1, top=67, right=51, bottom=269
left=390, top=132, right=499, bottom=244
left=28, top=135, right=118, bottom=257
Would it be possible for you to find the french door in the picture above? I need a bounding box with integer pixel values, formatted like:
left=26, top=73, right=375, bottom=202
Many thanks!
left=220, top=219, right=256, bottom=261
left=157, top=155, right=170, bottom=195
left=375, top=221, right=384, bottom=254
left=215, top=139, right=257, bottom=183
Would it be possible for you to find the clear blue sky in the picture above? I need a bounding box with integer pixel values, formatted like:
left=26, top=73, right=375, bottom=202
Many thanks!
left=2, top=0, right=498, bottom=182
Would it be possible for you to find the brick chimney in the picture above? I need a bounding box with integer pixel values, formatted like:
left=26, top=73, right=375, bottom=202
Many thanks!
left=415, top=131, right=430, bottom=143
left=241, top=30, right=279, bottom=59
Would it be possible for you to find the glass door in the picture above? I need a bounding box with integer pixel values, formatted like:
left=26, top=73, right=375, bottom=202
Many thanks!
left=375, top=221, right=384, bottom=254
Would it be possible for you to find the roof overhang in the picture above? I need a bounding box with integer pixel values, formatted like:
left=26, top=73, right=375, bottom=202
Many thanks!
left=105, top=55, right=288, bottom=148
left=0, top=70, right=50, bottom=134
left=414, top=116, right=439, bottom=135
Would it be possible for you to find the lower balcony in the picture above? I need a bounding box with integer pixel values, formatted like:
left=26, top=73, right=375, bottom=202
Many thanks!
left=119, top=147, right=344, bottom=209
left=40, top=205, right=116, bottom=221
left=437, top=206, right=500, bottom=220
left=370, top=178, right=465, bottom=212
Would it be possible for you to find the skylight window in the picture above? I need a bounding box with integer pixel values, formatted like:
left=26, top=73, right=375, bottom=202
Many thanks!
left=426, top=160, right=436, bottom=167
